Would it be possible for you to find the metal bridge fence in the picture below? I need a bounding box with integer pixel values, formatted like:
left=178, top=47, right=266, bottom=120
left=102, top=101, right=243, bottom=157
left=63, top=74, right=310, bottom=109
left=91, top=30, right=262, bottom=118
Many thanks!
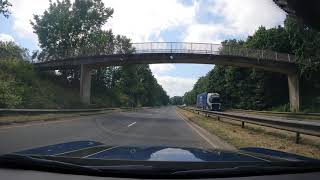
left=132, top=42, right=297, bottom=63
left=33, top=42, right=297, bottom=63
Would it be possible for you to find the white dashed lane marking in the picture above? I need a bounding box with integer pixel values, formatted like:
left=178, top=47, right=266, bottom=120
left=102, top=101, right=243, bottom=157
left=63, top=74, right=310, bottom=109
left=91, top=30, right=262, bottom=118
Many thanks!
left=128, top=122, right=136, bottom=127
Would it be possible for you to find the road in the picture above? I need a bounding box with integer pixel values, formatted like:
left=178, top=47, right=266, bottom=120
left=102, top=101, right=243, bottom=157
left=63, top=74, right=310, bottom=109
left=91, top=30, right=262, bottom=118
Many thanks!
left=0, top=106, right=229, bottom=155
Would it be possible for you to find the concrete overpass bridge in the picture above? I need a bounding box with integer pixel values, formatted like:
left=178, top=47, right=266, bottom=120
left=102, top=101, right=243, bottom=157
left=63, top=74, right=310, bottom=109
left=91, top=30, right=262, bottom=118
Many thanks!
left=34, top=42, right=300, bottom=112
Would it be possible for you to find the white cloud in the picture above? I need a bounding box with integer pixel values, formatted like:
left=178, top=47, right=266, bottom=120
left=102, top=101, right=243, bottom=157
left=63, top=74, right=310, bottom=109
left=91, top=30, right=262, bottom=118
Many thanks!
left=180, top=0, right=287, bottom=51
left=103, top=0, right=196, bottom=42
left=204, top=0, right=286, bottom=36
left=155, top=75, right=196, bottom=97
left=0, top=33, right=15, bottom=42
left=10, top=0, right=49, bottom=40
left=183, top=24, right=229, bottom=43
left=150, top=64, right=176, bottom=75
left=103, top=0, right=286, bottom=45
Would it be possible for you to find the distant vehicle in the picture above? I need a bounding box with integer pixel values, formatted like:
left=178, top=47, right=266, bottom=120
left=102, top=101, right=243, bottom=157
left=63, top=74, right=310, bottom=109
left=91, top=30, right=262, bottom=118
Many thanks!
left=197, top=92, right=221, bottom=111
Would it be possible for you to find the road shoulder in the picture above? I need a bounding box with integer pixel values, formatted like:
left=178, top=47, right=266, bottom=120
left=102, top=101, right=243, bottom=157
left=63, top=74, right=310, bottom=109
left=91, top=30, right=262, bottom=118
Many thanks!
left=176, top=109, right=236, bottom=151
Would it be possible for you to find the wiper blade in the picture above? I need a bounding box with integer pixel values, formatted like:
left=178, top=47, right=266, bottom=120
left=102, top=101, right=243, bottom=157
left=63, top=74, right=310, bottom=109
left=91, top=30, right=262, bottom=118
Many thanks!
left=0, top=154, right=101, bottom=175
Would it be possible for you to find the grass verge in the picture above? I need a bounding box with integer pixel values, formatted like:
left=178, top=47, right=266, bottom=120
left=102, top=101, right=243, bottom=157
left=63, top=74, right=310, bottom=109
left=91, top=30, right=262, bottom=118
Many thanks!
left=0, top=107, right=140, bottom=126
left=177, top=108, right=320, bottom=159
left=0, top=107, right=144, bottom=127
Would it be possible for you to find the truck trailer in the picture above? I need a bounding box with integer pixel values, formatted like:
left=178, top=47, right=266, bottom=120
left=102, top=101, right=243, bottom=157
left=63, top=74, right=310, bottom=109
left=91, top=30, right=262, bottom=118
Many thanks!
left=196, top=92, right=221, bottom=111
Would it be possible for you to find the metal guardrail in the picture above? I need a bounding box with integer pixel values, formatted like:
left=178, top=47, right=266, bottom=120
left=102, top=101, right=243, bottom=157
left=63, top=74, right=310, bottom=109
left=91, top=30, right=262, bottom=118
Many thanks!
left=230, top=109, right=320, bottom=117
left=178, top=106, right=320, bottom=144
left=0, top=108, right=112, bottom=114
left=132, top=42, right=297, bottom=62
left=0, top=107, right=146, bottom=114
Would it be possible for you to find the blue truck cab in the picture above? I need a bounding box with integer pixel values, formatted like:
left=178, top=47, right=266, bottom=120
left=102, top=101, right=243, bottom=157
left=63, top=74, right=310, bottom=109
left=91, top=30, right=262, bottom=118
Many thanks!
left=196, top=92, right=221, bottom=111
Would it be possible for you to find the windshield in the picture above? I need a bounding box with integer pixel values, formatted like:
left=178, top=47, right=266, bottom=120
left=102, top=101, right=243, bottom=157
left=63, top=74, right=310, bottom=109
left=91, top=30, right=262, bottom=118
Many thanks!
left=209, top=96, right=220, bottom=103
left=0, top=0, right=320, bottom=178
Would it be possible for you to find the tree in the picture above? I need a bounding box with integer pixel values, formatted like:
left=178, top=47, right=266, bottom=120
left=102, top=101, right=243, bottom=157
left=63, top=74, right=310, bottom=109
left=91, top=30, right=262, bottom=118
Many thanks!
left=0, top=41, right=29, bottom=60
left=31, top=0, right=114, bottom=60
left=0, top=0, right=11, bottom=18
left=182, top=75, right=210, bottom=105
left=284, top=16, right=320, bottom=109
left=170, top=96, right=183, bottom=105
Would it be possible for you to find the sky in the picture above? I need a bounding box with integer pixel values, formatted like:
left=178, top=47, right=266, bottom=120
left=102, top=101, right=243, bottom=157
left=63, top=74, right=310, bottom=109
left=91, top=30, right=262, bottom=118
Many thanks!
left=0, top=0, right=286, bottom=97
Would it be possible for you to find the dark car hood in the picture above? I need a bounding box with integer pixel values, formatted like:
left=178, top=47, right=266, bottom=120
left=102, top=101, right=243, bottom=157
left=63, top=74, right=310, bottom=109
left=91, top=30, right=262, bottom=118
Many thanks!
left=14, top=140, right=317, bottom=162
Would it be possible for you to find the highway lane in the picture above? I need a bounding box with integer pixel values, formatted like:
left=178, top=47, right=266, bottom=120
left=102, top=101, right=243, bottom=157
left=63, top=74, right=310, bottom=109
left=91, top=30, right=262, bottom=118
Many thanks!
left=0, top=106, right=219, bottom=155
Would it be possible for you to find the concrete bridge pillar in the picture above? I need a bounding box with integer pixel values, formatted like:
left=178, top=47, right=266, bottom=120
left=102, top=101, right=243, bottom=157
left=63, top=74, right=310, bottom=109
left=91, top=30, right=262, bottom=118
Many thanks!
left=80, top=64, right=92, bottom=104
left=287, top=73, right=300, bottom=112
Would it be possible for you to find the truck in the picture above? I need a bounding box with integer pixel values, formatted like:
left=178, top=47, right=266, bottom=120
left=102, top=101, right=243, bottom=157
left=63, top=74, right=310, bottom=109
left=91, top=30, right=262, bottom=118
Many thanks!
left=196, top=92, right=221, bottom=111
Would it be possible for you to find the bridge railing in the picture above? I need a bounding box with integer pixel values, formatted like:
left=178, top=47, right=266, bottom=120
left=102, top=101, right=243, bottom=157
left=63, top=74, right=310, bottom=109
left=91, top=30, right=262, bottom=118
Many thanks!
left=33, top=42, right=297, bottom=63
left=132, top=42, right=297, bottom=62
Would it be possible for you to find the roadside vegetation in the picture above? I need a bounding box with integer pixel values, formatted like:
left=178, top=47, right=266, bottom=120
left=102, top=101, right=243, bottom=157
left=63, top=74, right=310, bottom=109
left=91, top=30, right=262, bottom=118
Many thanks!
left=170, top=96, right=184, bottom=105
left=0, top=0, right=169, bottom=109
left=183, top=16, right=320, bottom=112
left=0, top=112, right=102, bottom=126
left=0, top=54, right=84, bottom=108
left=177, top=108, right=320, bottom=159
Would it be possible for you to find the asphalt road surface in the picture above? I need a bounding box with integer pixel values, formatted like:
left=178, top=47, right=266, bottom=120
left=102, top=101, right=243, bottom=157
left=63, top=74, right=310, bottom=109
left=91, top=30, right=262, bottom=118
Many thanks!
left=0, top=106, right=228, bottom=155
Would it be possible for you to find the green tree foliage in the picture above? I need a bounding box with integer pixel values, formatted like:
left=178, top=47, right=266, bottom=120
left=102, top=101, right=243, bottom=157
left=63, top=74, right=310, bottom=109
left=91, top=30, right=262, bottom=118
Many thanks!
left=170, top=96, right=183, bottom=105
left=0, top=60, right=82, bottom=108
left=0, top=0, right=11, bottom=18
left=184, top=16, right=320, bottom=112
left=0, top=41, right=28, bottom=60
left=0, top=41, right=84, bottom=108
left=91, top=64, right=169, bottom=107
left=31, top=0, right=114, bottom=60
left=183, top=76, right=209, bottom=105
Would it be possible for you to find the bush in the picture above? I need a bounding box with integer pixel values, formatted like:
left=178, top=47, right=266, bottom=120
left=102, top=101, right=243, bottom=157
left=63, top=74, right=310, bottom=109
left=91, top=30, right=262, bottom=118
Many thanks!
left=0, top=59, right=29, bottom=108
left=0, top=41, right=28, bottom=60
left=0, top=79, right=23, bottom=108
left=0, top=59, right=83, bottom=108
left=270, top=103, right=290, bottom=112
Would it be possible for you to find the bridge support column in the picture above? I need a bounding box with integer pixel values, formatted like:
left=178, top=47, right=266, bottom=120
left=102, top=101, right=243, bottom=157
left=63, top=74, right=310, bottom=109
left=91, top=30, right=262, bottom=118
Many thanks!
left=80, top=64, right=92, bottom=104
left=288, top=73, right=299, bottom=112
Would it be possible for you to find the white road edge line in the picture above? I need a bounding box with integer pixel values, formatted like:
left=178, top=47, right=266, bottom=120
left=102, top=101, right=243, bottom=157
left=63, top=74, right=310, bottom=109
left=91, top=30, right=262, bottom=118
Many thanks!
left=176, top=111, right=218, bottom=149
left=128, top=122, right=136, bottom=127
